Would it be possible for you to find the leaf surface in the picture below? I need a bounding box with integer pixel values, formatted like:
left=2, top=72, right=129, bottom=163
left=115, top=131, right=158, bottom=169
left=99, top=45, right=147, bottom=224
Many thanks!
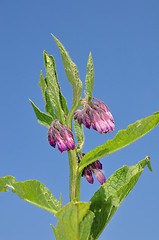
left=30, top=99, right=53, bottom=128
left=85, top=52, right=94, bottom=100
left=89, top=157, right=151, bottom=239
left=52, top=35, right=82, bottom=124
left=79, top=112, right=159, bottom=172
left=0, top=176, right=62, bottom=214
left=43, top=51, right=66, bottom=123
left=39, top=71, right=56, bottom=118
left=54, top=201, right=94, bottom=240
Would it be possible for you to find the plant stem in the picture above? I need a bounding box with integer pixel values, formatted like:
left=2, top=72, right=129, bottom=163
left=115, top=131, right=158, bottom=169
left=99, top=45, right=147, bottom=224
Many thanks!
left=68, top=150, right=81, bottom=201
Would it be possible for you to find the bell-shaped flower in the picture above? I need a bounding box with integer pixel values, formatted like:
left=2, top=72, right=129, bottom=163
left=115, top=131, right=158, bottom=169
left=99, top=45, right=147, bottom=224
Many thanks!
left=81, top=158, right=106, bottom=185
left=93, top=169, right=106, bottom=185
left=73, top=97, right=115, bottom=134
left=82, top=168, right=94, bottom=184
left=47, top=120, right=75, bottom=152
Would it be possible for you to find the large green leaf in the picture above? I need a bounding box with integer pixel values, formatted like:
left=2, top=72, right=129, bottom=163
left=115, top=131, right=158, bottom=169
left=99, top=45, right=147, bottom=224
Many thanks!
left=89, top=157, right=151, bottom=239
left=43, top=51, right=66, bottom=123
left=53, top=201, right=94, bottom=240
left=52, top=35, right=82, bottom=125
left=85, top=52, right=94, bottom=100
left=39, top=71, right=57, bottom=118
left=79, top=112, right=159, bottom=172
left=74, top=119, right=85, bottom=152
left=0, top=175, right=62, bottom=214
left=30, top=99, right=53, bottom=128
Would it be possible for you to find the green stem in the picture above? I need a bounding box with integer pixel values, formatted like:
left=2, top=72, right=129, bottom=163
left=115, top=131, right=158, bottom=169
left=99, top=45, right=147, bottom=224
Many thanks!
left=67, top=150, right=81, bottom=201
left=66, top=111, right=82, bottom=202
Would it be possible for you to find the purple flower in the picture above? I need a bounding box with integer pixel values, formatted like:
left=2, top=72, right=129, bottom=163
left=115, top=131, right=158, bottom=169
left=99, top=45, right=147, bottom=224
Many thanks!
left=82, top=158, right=106, bottom=185
left=93, top=169, right=106, bottom=185
left=73, top=97, right=115, bottom=134
left=47, top=120, right=75, bottom=152
left=83, top=168, right=94, bottom=184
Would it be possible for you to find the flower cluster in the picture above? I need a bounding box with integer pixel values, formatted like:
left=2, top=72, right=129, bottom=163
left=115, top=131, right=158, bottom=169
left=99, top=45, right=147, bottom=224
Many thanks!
left=47, top=120, right=75, bottom=152
left=82, top=157, right=106, bottom=185
left=74, top=97, right=115, bottom=134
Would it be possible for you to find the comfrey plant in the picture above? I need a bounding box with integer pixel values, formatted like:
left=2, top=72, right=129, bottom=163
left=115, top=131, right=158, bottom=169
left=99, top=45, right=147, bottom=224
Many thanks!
left=1, top=35, right=159, bottom=240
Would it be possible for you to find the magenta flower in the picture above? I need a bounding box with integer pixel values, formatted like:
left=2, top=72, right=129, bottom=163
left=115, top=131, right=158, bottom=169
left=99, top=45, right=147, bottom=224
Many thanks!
left=47, top=120, right=75, bottom=152
left=82, top=158, right=106, bottom=185
left=83, top=168, right=94, bottom=184
left=93, top=169, right=106, bottom=185
left=74, top=97, right=115, bottom=134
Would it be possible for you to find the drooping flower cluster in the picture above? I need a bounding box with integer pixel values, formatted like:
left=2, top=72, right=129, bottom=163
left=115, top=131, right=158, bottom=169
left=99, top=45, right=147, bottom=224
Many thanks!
left=48, top=120, right=75, bottom=152
left=74, top=97, right=115, bottom=134
left=81, top=155, right=106, bottom=185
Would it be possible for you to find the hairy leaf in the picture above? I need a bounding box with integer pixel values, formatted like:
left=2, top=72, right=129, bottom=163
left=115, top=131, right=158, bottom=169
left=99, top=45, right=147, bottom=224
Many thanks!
left=85, top=52, right=94, bottom=100
left=39, top=71, right=56, bottom=118
left=30, top=99, right=53, bottom=128
left=0, top=175, right=62, bottom=214
left=89, top=157, right=151, bottom=239
left=52, top=35, right=82, bottom=124
left=79, top=112, right=159, bottom=172
left=43, top=51, right=66, bottom=123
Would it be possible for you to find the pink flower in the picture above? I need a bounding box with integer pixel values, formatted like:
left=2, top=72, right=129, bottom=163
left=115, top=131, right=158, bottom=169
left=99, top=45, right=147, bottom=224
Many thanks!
left=93, top=169, right=106, bottom=185
left=73, top=97, right=115, bottom=134
left=47, top=120, right=75, bottom=152
left=82, top=158, right=106, bottom=185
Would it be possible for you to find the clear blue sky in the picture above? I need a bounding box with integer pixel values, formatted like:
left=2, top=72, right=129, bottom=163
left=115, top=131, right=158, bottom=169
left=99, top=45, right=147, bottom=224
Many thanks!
left=0, top=0, right=159, bottom=239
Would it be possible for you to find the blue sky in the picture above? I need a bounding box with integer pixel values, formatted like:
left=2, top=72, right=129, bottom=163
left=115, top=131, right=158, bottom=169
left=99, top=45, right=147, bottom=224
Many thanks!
left=0, top=0, right=159, bottom=239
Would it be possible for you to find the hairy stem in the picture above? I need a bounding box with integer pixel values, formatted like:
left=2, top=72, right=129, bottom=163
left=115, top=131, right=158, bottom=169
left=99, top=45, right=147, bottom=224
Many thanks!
left=68, top=150, right=81, bottom=201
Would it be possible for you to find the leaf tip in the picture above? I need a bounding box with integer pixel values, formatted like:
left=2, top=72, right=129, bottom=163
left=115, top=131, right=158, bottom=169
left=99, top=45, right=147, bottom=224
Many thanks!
left=51, top=34, right=58, bottom=43
left=145, top=156, right=153, bottom=172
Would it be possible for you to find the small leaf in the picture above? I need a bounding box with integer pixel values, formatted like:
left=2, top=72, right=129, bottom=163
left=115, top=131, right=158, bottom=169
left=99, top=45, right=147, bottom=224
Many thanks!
left=0, top=176, right=62, bottom=214
left=51, top=224, right=56, bottom=238
left=79, top=112, right=159, bottom=172
left=54, top=201, right=93, bottom=240
left=52, top=34, right=82, bottom=124
left=39, top=71, right=57, bottom=118
left=30, top=99, right=53, bottom=128
left=85, top=52, right=94, bottom=100
left=43, top=51, right=66, bottom=123
left=74, top=119, right=85, bottom=152
left=59, top=91, right=69, bottom=116
left=89, top=158, right=151, bottom=239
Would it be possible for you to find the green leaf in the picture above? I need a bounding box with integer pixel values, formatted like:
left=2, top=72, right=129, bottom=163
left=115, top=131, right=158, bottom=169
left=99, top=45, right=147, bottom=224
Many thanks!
left=59, top=91, right=69, bottom=116
left=79, top=112, right=159, bottom=172
left=0, top=175, right=17, bottom=192
left=52, top=34, right=82, bottom=124
left=74, top=119, right=85, bottom=152
left=43, top=51, right=66, bottom=123
left=85, top=52, right=94, bottom=100
left=0, top=175, right=62, bottom=214
left=54, top=201, right=94, bottom=240
left=79, top=211, right=94, bottom=240
left=89, top=157, right=151, bottom=239
left=29, top=99, right=53, bottom=128
left=39, top=71, right=57, bottom=118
